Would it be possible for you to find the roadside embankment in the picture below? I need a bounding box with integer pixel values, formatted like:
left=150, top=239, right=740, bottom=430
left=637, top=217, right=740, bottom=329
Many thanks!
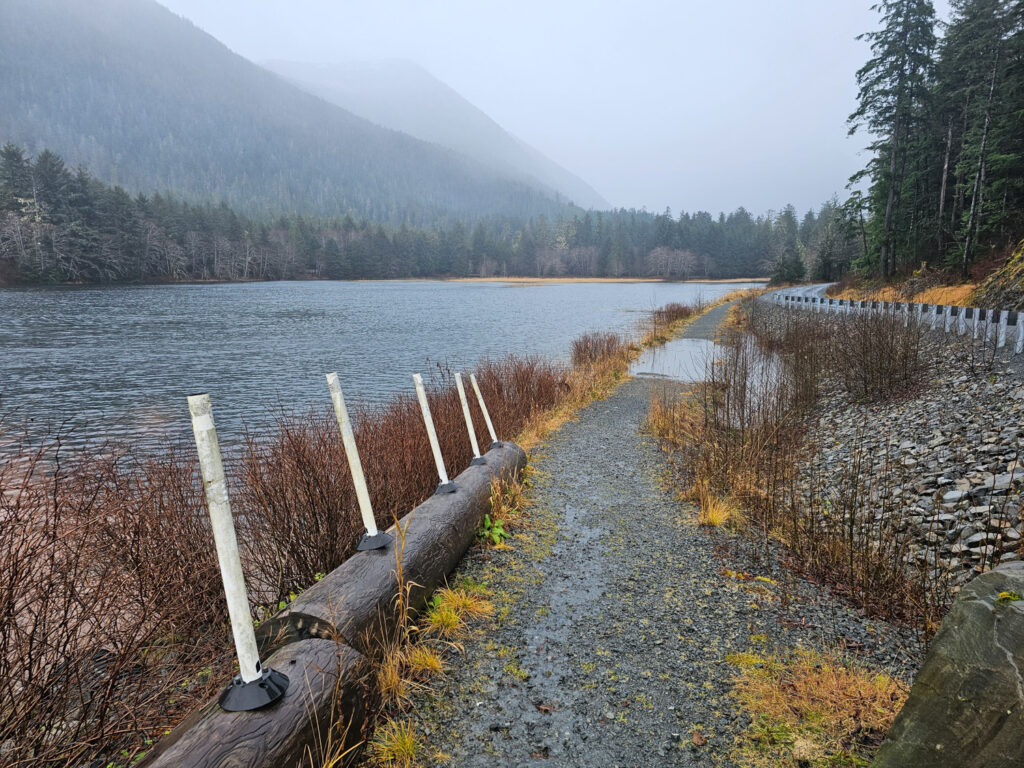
left=825, top=236, right=1024, bottom=309
left=716, top=300, right=1024, bottom=630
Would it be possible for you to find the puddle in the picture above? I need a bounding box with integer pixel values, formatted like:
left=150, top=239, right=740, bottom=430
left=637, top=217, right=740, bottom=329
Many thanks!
left=629, top=337, right=718, bottom=382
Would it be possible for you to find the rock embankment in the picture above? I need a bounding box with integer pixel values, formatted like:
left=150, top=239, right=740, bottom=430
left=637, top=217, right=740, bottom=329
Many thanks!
left=799, top=327, right=1024, bottom=590
left=972, top=237, right=1024, bottom=310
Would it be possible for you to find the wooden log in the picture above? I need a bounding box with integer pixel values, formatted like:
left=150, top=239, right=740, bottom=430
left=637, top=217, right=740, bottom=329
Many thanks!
left=255, top=441, right=527, bottom=656
left=139, top=638, right=373, bottom=768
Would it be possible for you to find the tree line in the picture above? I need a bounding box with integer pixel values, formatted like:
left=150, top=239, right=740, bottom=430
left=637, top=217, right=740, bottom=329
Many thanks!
left=0, top=144, right=866, bottom=284
left=849, top=0, right=1024, bottom=278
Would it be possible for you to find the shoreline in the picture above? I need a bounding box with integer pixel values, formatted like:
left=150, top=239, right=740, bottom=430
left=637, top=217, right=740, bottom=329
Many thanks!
left=445, top=275, right=767, bottom=285
left=0, top=275, right=769, bottom=290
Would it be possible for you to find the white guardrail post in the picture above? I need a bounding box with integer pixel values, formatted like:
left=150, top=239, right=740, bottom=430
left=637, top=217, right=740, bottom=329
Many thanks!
left=188, top=393, right=289, bottom=711
left=325, top=373, right=392, bottom=551
left=469, top=373, right=501, bottom=449
left=455, top=372, right=487, bottom=466
left=774, top=290, right=1023, bottom=358
left=412, top=373, right=457, bottom=494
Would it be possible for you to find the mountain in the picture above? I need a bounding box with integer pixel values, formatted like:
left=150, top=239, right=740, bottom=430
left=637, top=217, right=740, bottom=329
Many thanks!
left=266, top=59, right=610, bottom=211
left=0, top=0, right=573, bottom=225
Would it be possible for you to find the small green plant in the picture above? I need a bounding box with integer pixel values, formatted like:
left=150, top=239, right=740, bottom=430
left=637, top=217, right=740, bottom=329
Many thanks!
left=997, top=590, right=1022, bottom=604
left=504, top=659, right=529, bottom=681
left=478, top=514, right=509, bottom=545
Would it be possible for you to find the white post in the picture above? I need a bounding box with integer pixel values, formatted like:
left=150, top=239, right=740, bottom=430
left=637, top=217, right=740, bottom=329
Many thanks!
left=413, top=373, right=453, bottom=491
left=454, top=372, right=482, bottom=461
left=998, top=310, right=1008, bottom=348
left=1016, top=316, right=1024, bottom=355
left=974, top=308, right=981, bottom=339
left=943, top=305, right=952, bottom=334
left=188, top=394, right=262, bottom=684
left=931, top=305, right=939, bottom=330
left=326, top=373, right=389, bottom=548
left=469, top=373, right=499, bottom=446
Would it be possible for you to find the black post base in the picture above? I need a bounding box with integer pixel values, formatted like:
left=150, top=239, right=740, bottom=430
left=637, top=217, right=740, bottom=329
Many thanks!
left=218, top=666, right=289, bottom=712
left=435, top=481, right=458, bottom=495
left=470, top=456, right=488, bottom=466
left=356, top=531, right=392, bottom=551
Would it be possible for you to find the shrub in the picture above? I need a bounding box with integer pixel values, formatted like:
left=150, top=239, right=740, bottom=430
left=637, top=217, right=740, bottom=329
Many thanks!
left=570, top=331, right=629, bottom=367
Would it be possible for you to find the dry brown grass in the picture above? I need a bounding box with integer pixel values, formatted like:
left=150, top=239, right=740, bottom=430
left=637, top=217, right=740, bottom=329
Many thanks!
left=728, top=646, right=906, bottom=768
left=913, top=283, right=977, bottom=305
left=828, top=273, right=978, bottom=307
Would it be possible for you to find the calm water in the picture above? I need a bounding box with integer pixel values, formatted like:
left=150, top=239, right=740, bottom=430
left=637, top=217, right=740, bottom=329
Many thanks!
left=0, top=280, right=757, bottom=447
left=630, top=338, right=718, bottom=382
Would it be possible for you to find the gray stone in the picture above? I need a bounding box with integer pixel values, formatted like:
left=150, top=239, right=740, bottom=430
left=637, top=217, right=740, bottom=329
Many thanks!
left=875, top=562, right=1024, bottom=767
left=964, top=532, right=996, bottom=548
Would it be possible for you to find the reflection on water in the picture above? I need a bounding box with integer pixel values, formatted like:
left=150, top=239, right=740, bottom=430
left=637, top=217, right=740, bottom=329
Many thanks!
left=632, top=333, right=784, bottom=431
left=630, top=338, right=718, bottom=383
left=0, top=280, right=759, bottom=448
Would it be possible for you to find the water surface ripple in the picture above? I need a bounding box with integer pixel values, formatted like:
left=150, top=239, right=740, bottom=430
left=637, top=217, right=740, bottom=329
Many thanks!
left=1, top=280, right=756, bottom=448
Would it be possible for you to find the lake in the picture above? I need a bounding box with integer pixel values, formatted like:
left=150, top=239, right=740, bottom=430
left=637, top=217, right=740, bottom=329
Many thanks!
left=0, top=280, right=757, bottom=447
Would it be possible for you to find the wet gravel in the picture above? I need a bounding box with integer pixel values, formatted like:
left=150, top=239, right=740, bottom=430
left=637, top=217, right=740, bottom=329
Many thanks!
left=408, top=302, right=922, bottom=767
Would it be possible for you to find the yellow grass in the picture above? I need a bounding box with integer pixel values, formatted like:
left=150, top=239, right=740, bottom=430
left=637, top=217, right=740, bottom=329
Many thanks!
left=913, top=283, right=977, bottom=305
left=830, top=284, right=903, bottom=302
left=728, top=647, right=906, bottom=768
left=405, top=646, right=444, bottom=678
left=376, top=648, right=413, bottom=710
left=369, top=719, right=420, bottom=767
left=698, top=491, right=740, bottom=527
left=832, top=281, right=978, bottom=306
left=432, top=587, right=494, bottom=621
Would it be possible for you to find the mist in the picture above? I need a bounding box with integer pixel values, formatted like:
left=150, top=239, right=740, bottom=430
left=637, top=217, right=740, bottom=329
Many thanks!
left=156, top=0, right=951, bottom=216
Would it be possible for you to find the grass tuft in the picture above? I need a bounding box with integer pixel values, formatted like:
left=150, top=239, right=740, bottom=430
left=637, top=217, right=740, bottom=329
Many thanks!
left=406, top=646, right=445, bottom=678
left=729, top=647, right=906, bottom=768
left=369, top=719, right=420, bottom=767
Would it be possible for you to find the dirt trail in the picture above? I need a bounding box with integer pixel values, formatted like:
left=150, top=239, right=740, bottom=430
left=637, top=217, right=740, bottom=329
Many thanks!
left=411, top=301, right=918, bottom=767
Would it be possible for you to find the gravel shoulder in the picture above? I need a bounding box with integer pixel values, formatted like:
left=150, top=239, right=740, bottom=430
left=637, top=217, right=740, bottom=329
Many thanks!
left=406, top=302, right=920, bottom=767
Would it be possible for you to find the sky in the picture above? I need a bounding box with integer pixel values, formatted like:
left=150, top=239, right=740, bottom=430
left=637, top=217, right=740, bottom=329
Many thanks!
left=157, top=0, right=952, bottom=217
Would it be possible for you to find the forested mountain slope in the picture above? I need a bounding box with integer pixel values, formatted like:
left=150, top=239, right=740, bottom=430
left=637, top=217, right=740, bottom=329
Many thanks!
left=266, top=59, right=610, bottom=210
left=0, top=0, right=571, bottom=225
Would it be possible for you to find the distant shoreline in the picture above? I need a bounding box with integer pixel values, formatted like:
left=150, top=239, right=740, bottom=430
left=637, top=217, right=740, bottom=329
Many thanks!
left=0, top=275, right=770, bottom=289
left=444, top=276, right=768, bottom=285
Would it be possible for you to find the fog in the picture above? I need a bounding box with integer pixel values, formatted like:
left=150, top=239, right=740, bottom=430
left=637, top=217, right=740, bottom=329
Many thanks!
left=157, top=0, right=952, bottom=216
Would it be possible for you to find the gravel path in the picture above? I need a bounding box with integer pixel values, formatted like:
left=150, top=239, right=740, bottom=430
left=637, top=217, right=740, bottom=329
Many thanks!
left=410, top=302, right=921, bottom=767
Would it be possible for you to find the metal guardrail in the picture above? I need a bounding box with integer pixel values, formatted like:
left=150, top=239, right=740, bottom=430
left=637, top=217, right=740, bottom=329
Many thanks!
left=771, top=292, right=1024, bottom=355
